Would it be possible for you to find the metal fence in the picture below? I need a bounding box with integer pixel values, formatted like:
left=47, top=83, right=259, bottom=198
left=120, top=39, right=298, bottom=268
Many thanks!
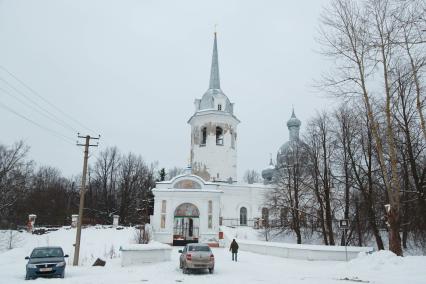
left=220, top=218, right=258, bottom=228
left=173, top=225, right=200, bottom=239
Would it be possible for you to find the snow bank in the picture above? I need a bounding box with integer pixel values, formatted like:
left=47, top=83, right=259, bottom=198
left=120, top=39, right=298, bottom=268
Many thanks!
left=120, top=241, right=172, bottom=251
left=0, top=226, right=135, bottom=266
left=0, top=227, right=425, bottom=283
left=349, top=250, right=403, bottom=269
left=120, top=241, right=172, bottom=266
left=333, top=250, right=426, bottom=283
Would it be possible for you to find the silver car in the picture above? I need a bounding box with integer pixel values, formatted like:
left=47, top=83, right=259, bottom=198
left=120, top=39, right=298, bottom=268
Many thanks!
left=179, top=243, right=215, bottom=274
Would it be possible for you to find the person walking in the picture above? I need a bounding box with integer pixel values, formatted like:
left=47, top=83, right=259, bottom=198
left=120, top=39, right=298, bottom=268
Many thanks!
left=229, top=239, right=239, bottom=261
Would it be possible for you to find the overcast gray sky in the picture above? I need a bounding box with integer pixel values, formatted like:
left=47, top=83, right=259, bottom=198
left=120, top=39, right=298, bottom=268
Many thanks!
left=0, top=0, right=335, bottom=179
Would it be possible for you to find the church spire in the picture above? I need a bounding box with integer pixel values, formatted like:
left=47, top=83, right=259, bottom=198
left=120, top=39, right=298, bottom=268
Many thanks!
left=209, top=32, right=220, bottom=89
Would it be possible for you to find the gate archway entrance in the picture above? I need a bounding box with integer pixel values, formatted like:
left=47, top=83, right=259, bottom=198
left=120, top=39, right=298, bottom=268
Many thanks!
left=173, top=203, right=200, bottom=246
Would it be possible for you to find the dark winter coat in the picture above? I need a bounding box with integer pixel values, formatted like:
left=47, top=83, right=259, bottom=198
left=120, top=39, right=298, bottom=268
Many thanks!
left=230, top=240, right=239, bottom=253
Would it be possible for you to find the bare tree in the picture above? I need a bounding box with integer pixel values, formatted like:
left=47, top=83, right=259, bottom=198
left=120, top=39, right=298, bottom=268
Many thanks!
left=167, top=167, right=185, bottom=180
left=269, top=141, right=311, bottom=244
left=305, top=112, right=336, bottom=245
left=89, top=147, right=120, bottom=222
left=0, top=141, right=32, bottom=227
left=0, top=230, right=23, bottom=250
left=243, top=169, right=261, bottom=184
left=316, top=0, right=426, bottom=255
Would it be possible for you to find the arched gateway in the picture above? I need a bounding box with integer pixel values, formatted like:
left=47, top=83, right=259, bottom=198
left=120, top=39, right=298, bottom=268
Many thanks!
left=173, top=203, right=200, bottom=246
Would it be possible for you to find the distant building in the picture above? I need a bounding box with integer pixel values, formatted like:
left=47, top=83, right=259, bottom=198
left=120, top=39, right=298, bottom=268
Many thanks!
left=262, top=109, right=307, bottom=184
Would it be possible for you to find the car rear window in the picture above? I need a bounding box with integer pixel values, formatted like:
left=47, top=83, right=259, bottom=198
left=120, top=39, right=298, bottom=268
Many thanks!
left=31, top=248, right=63, bottom=258
left=188, top=246, right=211, bottom=252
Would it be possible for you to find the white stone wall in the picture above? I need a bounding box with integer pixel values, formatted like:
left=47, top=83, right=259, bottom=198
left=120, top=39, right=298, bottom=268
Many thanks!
left=219, top=183, right=270, bottom=223
left=189, top=111, right=239, bottom=182
left=232, top=239, right=373, bottom=261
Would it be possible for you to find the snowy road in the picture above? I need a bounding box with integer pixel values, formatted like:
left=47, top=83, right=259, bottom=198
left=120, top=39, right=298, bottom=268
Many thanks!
left=0, top=246, right=356, bottom=284
left=0, top=228, right=425, bottom=284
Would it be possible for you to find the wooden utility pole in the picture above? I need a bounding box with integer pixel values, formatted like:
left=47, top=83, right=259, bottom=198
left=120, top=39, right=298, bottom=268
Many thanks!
left=73, top=134, right=100, bottom=266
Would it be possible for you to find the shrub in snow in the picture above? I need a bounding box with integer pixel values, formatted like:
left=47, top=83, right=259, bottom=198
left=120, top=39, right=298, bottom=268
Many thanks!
left=0, top=230, right=23, bottom=250
left=133, top=224, right=151, bottom=244
left=108, top=245, right=116, bottom=259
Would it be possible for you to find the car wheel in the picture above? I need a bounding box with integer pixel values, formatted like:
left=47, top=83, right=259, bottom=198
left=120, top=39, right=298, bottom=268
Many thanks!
left=209, top=268, right=214, bottom=274
left=25, top=274, right=30, bottom=280
left=183, top=267, right=189, bottom=274
left=61, top=271, right=65, bottom=278
left=179, top=261, right=183, bottom=269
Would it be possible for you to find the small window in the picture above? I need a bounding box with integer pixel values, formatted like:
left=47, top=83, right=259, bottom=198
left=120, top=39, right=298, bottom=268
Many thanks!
left=231, top=130, right=235, bottom=149
left=161, top=200, right=167, bottom=228
left=208, top=201, right=213, bottom=229
left=218, top=104, right=222, bottom=111
left=207, top=200, right=213, bottom=229
left=216, top=127, right=223, bottom=145
left=161, top=215, right=166, bottom=229
left=208, top=200, right=213, bottom=214
left=161, top=200, right=167, bottom=213
left=201, top=127, right=207, bottom=146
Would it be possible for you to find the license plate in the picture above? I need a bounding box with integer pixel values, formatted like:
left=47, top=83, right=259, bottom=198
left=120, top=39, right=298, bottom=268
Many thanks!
left=194, top=264, right=206, bottom=267
left=39, top=267, right=52, bottom=272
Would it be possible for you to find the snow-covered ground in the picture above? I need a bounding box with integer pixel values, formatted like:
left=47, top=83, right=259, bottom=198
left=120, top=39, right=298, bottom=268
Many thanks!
left=0, top=227, right=425, bottom=283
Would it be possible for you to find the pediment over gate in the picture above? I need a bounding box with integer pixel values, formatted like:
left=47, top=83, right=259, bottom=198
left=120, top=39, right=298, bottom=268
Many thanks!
left=171, top=174, right=205, bottom=189
left=155, top=173, right=220, bottom=191
left=173, top=179, right=202, bottom=189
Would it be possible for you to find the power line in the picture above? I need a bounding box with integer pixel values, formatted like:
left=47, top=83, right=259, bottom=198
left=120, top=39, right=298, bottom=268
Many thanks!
left=0, top=100, right=76, bottom=146
left=0, top=76, right=78, bottom=133
left=0, top=65, right=97, bottom=134
left=0, top=86, right=78, bottom=134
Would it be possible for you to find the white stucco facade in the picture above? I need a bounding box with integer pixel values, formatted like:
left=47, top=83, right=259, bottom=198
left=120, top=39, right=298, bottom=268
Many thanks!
left=151, top=173, right=270, bottom=244
left=150, top=33, right=271, bottom=245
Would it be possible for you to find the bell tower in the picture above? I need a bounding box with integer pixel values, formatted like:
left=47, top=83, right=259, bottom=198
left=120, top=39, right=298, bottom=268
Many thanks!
left=188, top=33, right=240, bottom=182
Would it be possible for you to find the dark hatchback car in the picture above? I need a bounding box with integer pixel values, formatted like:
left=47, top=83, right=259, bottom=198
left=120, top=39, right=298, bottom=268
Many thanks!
left=25, top=246, right=68, bottom=280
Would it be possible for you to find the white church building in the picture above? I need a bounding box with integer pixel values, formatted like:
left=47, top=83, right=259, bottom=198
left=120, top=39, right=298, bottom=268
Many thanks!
left=150, top=33, right=300, bottom=245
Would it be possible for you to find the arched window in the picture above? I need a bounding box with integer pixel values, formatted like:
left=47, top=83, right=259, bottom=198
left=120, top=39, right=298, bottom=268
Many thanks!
left=240, top=207, right=247, bottom=226
left=201, top=127, right=207, bottom=146
left=216, top=127, right=223, bottom=145
left=262, top=207, right=269, bottom=227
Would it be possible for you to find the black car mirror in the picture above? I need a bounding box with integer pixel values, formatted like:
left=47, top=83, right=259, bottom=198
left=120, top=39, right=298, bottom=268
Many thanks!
left=178, top=250, right=183, bottom=253
left=64, top=254, right=69, bottom=258
left=25, top=256, right=29, bottom=260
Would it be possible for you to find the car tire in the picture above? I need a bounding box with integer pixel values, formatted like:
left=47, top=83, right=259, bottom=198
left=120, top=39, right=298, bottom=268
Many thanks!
left=60, top=271, right=65, bottom=279
left=183, top=267, right=189, bottom=274
left=209, top=268, right=214, bottom=274
left=179, top=261, right=183, bottom=269
left=25, top=274, right=30, bottom=280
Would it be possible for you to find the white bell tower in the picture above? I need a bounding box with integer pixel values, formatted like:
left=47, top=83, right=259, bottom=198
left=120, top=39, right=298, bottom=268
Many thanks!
left=188, top=33, right=240, bottom=182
